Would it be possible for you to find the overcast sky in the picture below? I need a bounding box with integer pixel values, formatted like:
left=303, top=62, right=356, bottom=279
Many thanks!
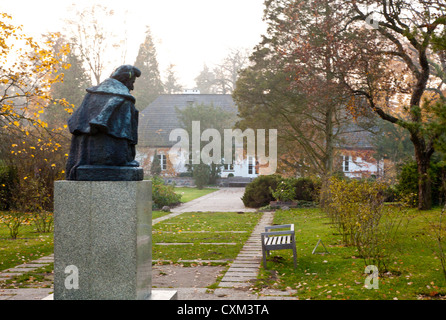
left=2, top=0, right=267, bottom=88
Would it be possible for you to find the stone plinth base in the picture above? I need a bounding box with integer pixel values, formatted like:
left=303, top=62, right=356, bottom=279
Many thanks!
left=150, top=290, right=178, bottom=300
left=54, top=180, right=152, bottom=300
left=43, top=290, right=178, bottom=300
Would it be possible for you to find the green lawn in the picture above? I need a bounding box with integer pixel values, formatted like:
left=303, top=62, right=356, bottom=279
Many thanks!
left=3, top=194, right=446, bottom=300
left=255, top=207, right=446, bottom=300
left=175, top=187, right=219, bottom=203
left=0, top=224, right=53, bottom=271
left=0, top=187, right=217, bottom=270
left=152, top=186, right=219, bottom=220
left=152, top=211, right=262, bottom=265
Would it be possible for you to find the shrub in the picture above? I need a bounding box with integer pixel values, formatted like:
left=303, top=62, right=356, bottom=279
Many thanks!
left=0, top=211, right=32, bottom=239
left=270, top=179, right=296, bottom=202
left=424, top=204, right=446, bottom=282
left=151, top=176, right=182, bottom=209
left=397, top=160, right=445, bottom=207
left=327, top=178, right=388, bottom=245
left=178, top=172, right=192, bottom=177
left=243, top=175, right=320, bottom=208
left=10, top=176, right=53, bottom=213
left=396, top=161, right=418, bottom=204
left=32, top=210, right=54, bottom=233
left=292, top=177, right=319, bottom=202
left=193, top=163, right=211, bottom=189
left=327, top=177, right=412, bottom=272
left=242, top=174, right=282, bottom=208
left=0, top=164, right=18, bottom=211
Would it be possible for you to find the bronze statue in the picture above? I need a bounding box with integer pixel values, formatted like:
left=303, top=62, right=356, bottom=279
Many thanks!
left=66, top=65, right=143, bottom=181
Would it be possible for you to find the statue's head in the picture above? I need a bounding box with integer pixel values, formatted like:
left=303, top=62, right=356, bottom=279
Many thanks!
left=110, top=65, right=141, bottom=91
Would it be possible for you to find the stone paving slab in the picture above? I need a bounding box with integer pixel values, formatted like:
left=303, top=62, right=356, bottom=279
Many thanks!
left=219, top=211, right=274, bottom=288
left=218, top=281, right=251, bottom=288
left=0, top=273, right=24, bottom=277
left=234, top=258, right=261, bottom=262
left=155, top=242, right=237, bottom=245
left=155, top=230, right=247, bottom=233
left=0, top=288, right=53, bottom=300
left=33, top=257, right=54, bottom=261
left=229, top=265, right=259, bottom=269
left=3, top=267, right=38, bottom=273
left=223, top=272, right=257, bottom=277
left=153, top=259, right=230, bottom=264
left=227, top=268, right=259, bottom=273
left=224, top=273, right=258, bottom=278
left=14, top=263, right=49, bottom=268
left=0, top=254, right=54, bottom=285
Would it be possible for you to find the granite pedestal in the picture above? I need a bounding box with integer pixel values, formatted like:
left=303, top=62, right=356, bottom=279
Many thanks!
left=54, top=180, right=163, bottom=300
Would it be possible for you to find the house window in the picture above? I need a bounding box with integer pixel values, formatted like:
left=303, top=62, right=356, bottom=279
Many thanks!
left=248, top=157, right=259, bottom=175
left=157, top=154, right=167, bottom=171
left=343, top=155, right=349, bottom=172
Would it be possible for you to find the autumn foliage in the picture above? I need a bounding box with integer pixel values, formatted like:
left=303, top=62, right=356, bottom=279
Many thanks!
left=0, top=13, right=71, bottom=218
left=327, top=177, right=413, bottom=272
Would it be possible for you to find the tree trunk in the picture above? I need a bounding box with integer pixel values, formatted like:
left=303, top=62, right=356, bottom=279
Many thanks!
left=417, top=154, right=432, bottom=210
left=412, top=132, right=434, bottom=210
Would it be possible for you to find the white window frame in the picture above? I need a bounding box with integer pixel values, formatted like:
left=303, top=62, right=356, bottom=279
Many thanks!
left=157, top=154, right=167, bottom=171
left=248, top=156, right=258, bottom=175
left=343, top=155, right=350, bottom=172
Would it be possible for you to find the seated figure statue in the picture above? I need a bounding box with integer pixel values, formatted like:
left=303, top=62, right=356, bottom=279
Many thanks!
left=66, top=65, right=144, bottom=181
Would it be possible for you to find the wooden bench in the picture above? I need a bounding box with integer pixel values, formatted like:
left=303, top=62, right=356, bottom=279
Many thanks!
left=261, top=224, right=297, bottom=269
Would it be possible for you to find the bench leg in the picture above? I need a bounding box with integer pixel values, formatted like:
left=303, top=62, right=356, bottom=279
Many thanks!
left=262, top=248, right=268, bottom=269
left=293, top=245, right=297, bottom=269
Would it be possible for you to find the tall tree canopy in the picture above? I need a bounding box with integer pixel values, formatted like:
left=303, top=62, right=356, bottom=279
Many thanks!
left=133, top=27, right=164, bottom=110
left=341, top=0, right=446, bottom=209
left=0, top=13, right=70, bottom=138
left=0, top=13, right=71, bottom=211
left=195, top=49, right=249, bottom=94
left=234, top=0, right=354, bottom=206
left=46, top=36, right=91, bottom=129
left=65, top=4, right=121, bottom=85
left=164, top=64, right=183, bottom=94
left=235, top=0, right=446, bottom=209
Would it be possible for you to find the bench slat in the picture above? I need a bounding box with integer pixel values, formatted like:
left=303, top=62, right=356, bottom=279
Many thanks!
left=264, top=235, right=293, bottom=246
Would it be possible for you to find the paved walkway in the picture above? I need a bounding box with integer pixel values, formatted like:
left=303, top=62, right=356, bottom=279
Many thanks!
left=218, top=211, right=274, bottom=288
left=153, top=187, right=256, bottom=226
left=0, top=187, right=298, bottom=300
left=0, top=255, right=54, bottom=300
